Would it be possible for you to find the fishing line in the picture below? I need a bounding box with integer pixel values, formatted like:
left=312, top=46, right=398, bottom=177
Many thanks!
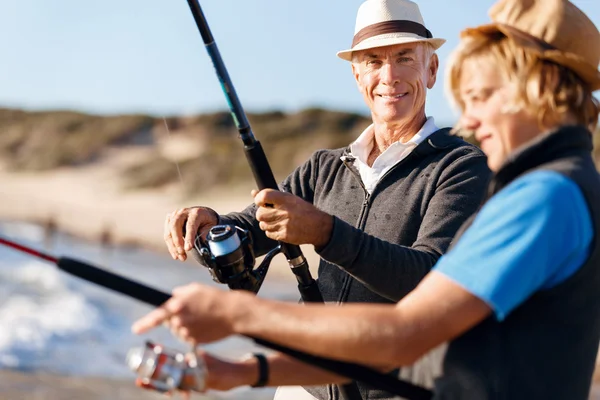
left=162, top=116, right=186, bottom=187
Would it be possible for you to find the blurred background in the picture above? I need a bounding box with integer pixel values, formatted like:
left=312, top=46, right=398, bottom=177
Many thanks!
left=0, top=1, right=598, bottom=399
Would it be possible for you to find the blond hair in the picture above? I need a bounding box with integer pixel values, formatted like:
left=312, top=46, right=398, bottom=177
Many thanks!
left=446, top=32, right=599, bottom=131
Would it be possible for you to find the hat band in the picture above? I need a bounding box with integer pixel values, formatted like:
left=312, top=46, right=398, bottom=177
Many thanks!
left=496, top=24, right=556, bottom=52
left=352, top=20, right=433, bottom=48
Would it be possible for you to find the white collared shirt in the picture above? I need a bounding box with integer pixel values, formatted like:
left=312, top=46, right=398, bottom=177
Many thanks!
left=348, top=117, right=438, bottom=194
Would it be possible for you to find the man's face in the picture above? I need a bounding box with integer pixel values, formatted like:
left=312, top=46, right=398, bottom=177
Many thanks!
left=352, top=43, right=438, bottom=125
left=458, top=59, right=540, bottom=171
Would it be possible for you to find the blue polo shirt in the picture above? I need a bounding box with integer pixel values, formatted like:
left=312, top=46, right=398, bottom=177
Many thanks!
left=434, top=170, right=593, bottom=321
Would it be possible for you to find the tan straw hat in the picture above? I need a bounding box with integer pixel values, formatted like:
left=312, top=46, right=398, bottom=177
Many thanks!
left=462, top=0, right=600, bottom=91
left=337, top=0, right=446, bottom=61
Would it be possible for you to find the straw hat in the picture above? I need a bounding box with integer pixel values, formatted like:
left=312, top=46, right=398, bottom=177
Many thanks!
left=462, top=0, right=600, bottom=90
left=337, top=0, right=446, bottom=61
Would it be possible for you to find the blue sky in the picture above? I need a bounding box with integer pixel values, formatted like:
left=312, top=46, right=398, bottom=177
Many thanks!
left=0, top=0, right=598, bottom=125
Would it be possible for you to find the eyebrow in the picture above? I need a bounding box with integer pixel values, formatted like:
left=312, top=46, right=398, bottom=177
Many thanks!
left=364, top=48, right=416, bottom=59
left=461, top=87, right=496, bottom=98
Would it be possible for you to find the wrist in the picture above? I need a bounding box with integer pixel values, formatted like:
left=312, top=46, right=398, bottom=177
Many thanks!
left=240, top=353, right=269, bottom=387
left=202, top=207, right=220, bottom=226
left=314, top=213, right=334, bottom=250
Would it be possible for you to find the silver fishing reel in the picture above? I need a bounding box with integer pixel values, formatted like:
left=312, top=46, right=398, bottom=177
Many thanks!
left=126, top=341, right=206, bottom=393
left=192, top=224, right=280, bottom=293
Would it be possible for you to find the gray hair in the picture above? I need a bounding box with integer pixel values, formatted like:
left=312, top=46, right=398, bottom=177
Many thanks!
left=351, top=42, right=436, bottom=65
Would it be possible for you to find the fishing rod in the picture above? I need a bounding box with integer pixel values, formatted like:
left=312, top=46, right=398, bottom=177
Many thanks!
left=182, top=0, right=324, bottom=304
left=0, top=236, right=432, bottom=399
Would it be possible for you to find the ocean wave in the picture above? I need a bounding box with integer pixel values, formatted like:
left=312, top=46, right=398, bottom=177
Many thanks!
left=0, top=221, right=292, bottom=379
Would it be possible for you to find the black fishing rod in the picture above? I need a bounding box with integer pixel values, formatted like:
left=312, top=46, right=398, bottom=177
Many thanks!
left=183, top=0, right=323, bottom=304
left=0, top=236, right=432, bottom=399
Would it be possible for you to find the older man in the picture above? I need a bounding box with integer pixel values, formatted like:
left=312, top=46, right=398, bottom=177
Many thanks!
left=161, top=0, right=489, bottom=399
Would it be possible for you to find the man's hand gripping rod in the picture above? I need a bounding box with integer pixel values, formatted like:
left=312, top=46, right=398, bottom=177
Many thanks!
left=184, top=0, right=321, bottom=303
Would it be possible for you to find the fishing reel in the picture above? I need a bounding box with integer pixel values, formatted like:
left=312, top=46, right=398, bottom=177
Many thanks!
left=126, top=341, right=206, bottom=394
left=191, top=224, right=280, bottom=293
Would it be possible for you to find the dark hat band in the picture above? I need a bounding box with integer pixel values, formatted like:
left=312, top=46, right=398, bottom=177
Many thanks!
left=352, top=20, right=433, bottom=48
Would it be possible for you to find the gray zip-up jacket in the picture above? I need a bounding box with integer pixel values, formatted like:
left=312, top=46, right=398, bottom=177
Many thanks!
left=220, top=128, right=491, bottom=399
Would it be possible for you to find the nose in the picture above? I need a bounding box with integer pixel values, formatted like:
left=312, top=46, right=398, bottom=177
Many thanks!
left=458, top=112, right=480, bottom=135
left=380, top=61, right=400, bottom=86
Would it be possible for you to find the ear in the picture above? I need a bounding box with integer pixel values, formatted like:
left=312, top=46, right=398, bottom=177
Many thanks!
left=427, top=53, right=439, bottom=89
left=352, top=62, right=360, bottom=83
left=352, top=62, right=362, bottom=89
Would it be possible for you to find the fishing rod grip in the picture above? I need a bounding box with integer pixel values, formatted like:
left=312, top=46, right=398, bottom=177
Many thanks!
left=243, top=141, right=308, bottom=264
left=56, top=257, right=171, bottom=307
left=298, top=281, right=325, bottom=303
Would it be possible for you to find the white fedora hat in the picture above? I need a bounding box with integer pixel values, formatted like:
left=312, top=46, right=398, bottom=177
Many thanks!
left=337, top=0, right=446, bottom=61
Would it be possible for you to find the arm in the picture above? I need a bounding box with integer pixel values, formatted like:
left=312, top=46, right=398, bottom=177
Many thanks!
left=234, top=271, right=491, bottom=366
left=318, top=154, right=490, bottom=301
left=133, top=271, right=491, bottom=368
left=203, top=352, right=350, bottom=390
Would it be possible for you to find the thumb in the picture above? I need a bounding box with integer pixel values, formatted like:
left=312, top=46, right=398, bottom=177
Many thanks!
left=184, top=210, right=214, bottom=251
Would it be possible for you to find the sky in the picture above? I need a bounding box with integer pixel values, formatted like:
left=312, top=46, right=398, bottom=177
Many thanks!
left=0, top=0, right=598, bottom=125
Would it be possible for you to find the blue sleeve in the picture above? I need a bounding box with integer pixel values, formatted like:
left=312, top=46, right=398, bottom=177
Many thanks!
left=434, top=170, right=593, bottom=321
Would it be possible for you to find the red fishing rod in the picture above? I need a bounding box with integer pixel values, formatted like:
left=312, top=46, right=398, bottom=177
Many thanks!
left=0, top=236, right=171, bottom=305
left=0, top=235, right=432, bottom=399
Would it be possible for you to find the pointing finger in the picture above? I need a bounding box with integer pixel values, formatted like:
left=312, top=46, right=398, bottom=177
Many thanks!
left=132, top=304, right=175, bottom=334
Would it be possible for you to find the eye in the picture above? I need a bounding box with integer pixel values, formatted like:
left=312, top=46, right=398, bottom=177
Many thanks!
left=366, top=59, right=382, bottom=66
left=465, top=88, right=494, bottom=104
left=398, top=57, right=414, bottom=63
left=476, top=90, right=493, bottom=102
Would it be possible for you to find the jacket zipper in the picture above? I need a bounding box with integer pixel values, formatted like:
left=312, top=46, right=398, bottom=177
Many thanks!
left=338, top=155, right=371, bottom=305
left=337, top=151, right=418, bottom=304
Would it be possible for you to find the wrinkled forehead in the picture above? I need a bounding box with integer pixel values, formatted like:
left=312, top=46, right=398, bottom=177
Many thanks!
left=352, top=42, right=424, bottom=61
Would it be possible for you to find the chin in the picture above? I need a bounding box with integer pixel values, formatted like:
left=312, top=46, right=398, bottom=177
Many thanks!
left=487, top=155, right=505, bottom=172
left=376, top=109, right=411, bottom=124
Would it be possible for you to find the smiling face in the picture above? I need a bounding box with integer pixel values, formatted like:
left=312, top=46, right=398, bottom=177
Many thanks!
left=458, top=59, right=541, bottom=171
left=351, top=42, right=438, bottom=127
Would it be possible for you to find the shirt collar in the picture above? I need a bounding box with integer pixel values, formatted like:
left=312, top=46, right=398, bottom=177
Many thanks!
left=349, top=117, right=438, bottom=163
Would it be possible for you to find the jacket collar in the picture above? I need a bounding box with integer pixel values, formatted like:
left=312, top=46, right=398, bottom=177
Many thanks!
left=489, top=124, right=593, bottom=197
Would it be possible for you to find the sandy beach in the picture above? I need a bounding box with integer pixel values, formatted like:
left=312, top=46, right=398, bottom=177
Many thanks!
left=1, top=370, right=599, bottom=400
left=0, top=145, right=320, bottom=281
left=0, top=370, right=275, bottom=400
